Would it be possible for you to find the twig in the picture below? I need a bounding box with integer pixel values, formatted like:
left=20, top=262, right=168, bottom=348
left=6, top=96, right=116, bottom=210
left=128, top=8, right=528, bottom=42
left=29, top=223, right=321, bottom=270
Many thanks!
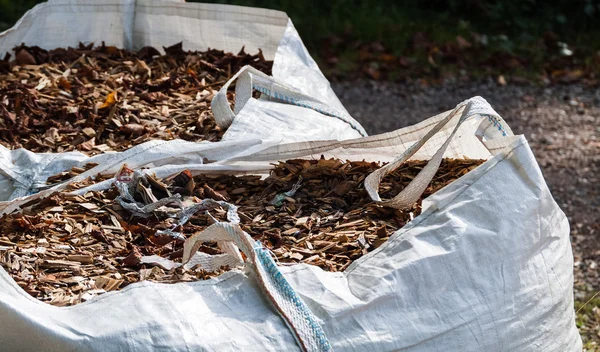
left=576, top=290, right=600, bottom=314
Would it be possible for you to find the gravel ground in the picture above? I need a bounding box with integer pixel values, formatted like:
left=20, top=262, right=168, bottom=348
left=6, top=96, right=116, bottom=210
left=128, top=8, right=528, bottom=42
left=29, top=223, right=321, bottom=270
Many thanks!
left=333, top=79, right=600, bottom=347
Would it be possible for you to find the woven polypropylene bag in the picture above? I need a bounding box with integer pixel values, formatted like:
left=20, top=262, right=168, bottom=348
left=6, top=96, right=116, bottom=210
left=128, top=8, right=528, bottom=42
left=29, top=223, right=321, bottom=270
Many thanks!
left=0, top=0, right=364, bottom=201
left=0, top=96, right=581, bottom=351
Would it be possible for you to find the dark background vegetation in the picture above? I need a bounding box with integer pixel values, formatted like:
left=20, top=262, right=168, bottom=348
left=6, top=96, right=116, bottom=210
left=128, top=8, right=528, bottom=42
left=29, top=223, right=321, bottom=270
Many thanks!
left=6, top=0, right=600, bottom=52
left=207, top=0, right=600, bottom=57
left=2, top=0, right=600, bottom=81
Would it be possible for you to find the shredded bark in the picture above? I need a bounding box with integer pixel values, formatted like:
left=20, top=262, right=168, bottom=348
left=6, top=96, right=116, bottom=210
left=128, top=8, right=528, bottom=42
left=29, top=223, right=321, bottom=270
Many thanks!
left=0, top=42, right=272, bottom=154
left=0, top=157, right=484, bottom=306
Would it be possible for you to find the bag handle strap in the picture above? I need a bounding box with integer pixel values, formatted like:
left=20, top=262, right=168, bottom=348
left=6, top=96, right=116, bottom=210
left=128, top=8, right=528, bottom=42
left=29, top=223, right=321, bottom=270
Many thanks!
left=181, top=222, right=333, bottom=352
left=364, top=96, right=510, bottom=209
left=210, top=66, right=258, bottom=128
left=211, top=65, right=367, bottom=137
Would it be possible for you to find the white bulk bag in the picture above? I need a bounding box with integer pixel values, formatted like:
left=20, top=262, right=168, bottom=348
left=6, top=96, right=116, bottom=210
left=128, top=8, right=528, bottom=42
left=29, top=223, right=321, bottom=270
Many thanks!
left=0, top=0, right=366, bottom=200
left=0, top=97, right=581, bottom=351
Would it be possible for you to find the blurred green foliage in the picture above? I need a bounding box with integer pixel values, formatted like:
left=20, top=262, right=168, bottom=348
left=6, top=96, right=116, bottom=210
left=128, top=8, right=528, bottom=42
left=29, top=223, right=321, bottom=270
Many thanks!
left=0, top=0, right=42, bottom=30
left=200, top=0, right=600, bottom=53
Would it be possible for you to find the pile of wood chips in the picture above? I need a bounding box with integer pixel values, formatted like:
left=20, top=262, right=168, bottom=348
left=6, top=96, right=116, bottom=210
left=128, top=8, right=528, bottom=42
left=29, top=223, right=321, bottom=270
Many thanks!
left=0, top=157, right=484, bottom=306
left=0, top=43, right=272, bottom=154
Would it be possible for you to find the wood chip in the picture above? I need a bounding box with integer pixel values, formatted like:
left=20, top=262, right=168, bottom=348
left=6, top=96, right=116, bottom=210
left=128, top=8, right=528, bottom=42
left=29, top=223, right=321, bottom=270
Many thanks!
left=0, top=157, right=484, bottom=306
left=66, top=255, right=94, bottom=264
left=0, top=43, right=273, bottom=155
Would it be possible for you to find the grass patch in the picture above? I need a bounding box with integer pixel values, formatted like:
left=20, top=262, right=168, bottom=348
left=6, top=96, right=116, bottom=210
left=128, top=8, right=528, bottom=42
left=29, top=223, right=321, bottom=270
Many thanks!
left=576, top=291, right=600, bottom=351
